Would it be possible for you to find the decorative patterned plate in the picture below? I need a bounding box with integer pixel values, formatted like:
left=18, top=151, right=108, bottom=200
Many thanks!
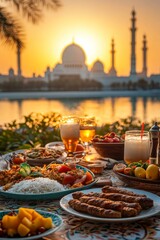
left=60, top=187, right=160, bottom=223
left=0, top=165, right=96, bottom=201
left=0, top=209, right=62, bottom=240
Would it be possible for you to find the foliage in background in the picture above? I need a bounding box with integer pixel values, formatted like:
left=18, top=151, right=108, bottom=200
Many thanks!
left=0, top=113, right=159, bottom=153
left=96, top=116, right=152, bottom=136
left=0, top=0, right=61, bottom=49
left=0, top=112, right=61, bottom=153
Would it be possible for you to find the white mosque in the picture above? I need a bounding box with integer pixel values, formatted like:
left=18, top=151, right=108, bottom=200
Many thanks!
left=0, top=9, right=160, bottom=89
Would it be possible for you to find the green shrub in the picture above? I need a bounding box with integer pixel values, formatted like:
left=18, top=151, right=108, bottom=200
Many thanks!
left=0, top=112, right=61, bottom=153
left=0, top=113, right=158, bottom=153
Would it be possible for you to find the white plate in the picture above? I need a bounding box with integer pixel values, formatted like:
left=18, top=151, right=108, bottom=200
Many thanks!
left=45, top=141, right=65, bottom=151
left=60, top=187, right=160, bottom=222
left=0, top=209, right=62, bottom=240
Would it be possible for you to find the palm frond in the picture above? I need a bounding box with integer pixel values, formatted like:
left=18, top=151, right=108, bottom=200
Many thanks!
left=10, top=0, right=62, bottom=24
left=0, top=7, right=25, bottom=49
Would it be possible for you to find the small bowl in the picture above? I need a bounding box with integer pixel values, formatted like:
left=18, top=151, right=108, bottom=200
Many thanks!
left=92, top=142, right=124, bottom=160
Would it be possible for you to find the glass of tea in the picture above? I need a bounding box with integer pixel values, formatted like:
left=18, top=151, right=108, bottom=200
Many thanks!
left=124, top=130, right=150, bottom=164
left=79, top=116, right=96, bottom=153
left=60, top=116, right=80, bottom=162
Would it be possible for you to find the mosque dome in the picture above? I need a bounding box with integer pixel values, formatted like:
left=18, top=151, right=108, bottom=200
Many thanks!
left=62, top=43, right=86, bottom=67
left=8, top=68, right=14, bottom=76
left=92, top=60, right=104, bottom=72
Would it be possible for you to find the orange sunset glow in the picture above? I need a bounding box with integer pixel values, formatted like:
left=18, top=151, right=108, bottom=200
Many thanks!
left=0, top=0, right=160, bottom=77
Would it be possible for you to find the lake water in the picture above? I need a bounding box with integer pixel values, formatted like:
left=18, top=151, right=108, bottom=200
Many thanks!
left=0, top=95, right=160, bottom=126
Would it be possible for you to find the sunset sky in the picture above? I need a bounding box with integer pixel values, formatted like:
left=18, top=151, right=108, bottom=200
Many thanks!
left=1, top=0, right=160, bottom=77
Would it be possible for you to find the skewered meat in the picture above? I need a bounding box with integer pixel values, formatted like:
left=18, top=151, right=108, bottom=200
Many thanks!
left=102, top=185, right=146, bottom=197
left=79, top=196, right=139, bottom=217
left=72, top=191, right=84, bottom=199
left=120, top=202, right=142, bottom=213
left=72, top=191, right=153, bottom=209
left=79, top=196, right=123, bottom=212
left=122, top=207, right=138, bottom=217
left=68, top=199, right=122, bottom=218
left=87, top=192, right=153, bottom=209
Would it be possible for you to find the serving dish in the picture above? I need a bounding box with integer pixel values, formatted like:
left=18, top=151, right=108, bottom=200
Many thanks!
left=113, top=169, right=160, bottom=191
left=0, top=209, right=62, bottom=240
left=2, top=148, right=67, bottom=167
left=45, top=142, right=85, bottom=158
left=92, top=142, right=124, bottom=160
left=60, top=187, right=160, bottom=223
left=0, top=165, right=96, bottom=200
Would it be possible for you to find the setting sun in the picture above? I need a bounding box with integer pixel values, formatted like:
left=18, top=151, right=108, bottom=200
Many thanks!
left=0, top=0, right=160, bottom=77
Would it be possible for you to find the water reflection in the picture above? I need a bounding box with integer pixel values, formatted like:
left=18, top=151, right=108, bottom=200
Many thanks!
left=0, top=97, right=160, bottom=126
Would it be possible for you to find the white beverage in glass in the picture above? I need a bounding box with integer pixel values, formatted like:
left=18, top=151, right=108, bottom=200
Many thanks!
left=60, top=117, right=80, bottom=156
left=124, top=130, right=150, bottom=164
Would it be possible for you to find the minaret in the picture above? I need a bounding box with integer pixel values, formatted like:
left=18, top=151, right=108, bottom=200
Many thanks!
left=17, top=42, right=22, bottom=77
left=130, top=9, right=137, bottom=76
left=142, top=35, right=147, bottom=76
left=108, top=38, right=117, bottom=76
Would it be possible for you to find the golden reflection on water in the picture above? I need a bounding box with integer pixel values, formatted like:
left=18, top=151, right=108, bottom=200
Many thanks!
left=0, top=97, right=160, bottom=126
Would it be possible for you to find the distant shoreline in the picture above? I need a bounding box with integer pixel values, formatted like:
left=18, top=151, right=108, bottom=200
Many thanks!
left=0, top=90, right=160, bottom=100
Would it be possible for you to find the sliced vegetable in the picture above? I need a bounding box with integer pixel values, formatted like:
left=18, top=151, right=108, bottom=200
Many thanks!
left=19, top=163, right=31, bottom=177
left=123, top=167, right=133, bottom=175
left=62, top=174, right=75, bottom=185
left=30, top=172, right=43, bottom=177
left=12, top=154, right=25, bottom=164
left=19, top=168, right=28, bottom=177
left=113, top=163, right=126, bottom=173
left=57, top=164, right=71, bottom=173
left=84, top=171, right=93, bottom=184
left=128, top=161, right=143, bottom=168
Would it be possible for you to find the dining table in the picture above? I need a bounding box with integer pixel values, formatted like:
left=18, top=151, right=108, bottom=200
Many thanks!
left=0, top=152, right=160, bottom=240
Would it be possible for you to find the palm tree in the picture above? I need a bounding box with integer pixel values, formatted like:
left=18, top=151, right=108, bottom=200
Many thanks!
left=0, top=0, right=61, bottom=49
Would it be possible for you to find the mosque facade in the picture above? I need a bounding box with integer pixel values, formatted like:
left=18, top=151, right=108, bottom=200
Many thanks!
left=0, top=10, right=160, bottom=89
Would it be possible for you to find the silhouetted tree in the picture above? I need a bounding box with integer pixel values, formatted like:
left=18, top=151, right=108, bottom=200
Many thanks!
left=0, top=0, right=61, bottom=49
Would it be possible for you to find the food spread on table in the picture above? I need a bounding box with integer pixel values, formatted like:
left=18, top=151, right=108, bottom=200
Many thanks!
left=92, top=131, right=124, bottom=143
left=0, top=163, right=94, bottom=193
left=113, top=162, right=160, bottom=181
left=0, top=208, right=53, bottom=238
left=68, top=185, right=154, bottom=218
left=10, top=147, right=65, bottom=165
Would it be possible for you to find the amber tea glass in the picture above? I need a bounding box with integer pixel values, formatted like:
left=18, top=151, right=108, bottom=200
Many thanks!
left=80, top=116, right=96, bottom=152
left=60, top=116, right=80, bottom=160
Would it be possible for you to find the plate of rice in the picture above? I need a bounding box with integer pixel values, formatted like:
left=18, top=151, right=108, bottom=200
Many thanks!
left=0, top=165, right=96, bottom=200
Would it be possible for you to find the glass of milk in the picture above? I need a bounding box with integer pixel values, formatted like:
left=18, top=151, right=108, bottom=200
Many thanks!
left=124, top=130, right=150, bottom=164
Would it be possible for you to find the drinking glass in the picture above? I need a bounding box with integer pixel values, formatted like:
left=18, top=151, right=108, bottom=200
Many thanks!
left=80, top=116, right=96, bottom=153
left=60, top=116, right=80, bottom=162
left=124, top=130, right=150, bottom=164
